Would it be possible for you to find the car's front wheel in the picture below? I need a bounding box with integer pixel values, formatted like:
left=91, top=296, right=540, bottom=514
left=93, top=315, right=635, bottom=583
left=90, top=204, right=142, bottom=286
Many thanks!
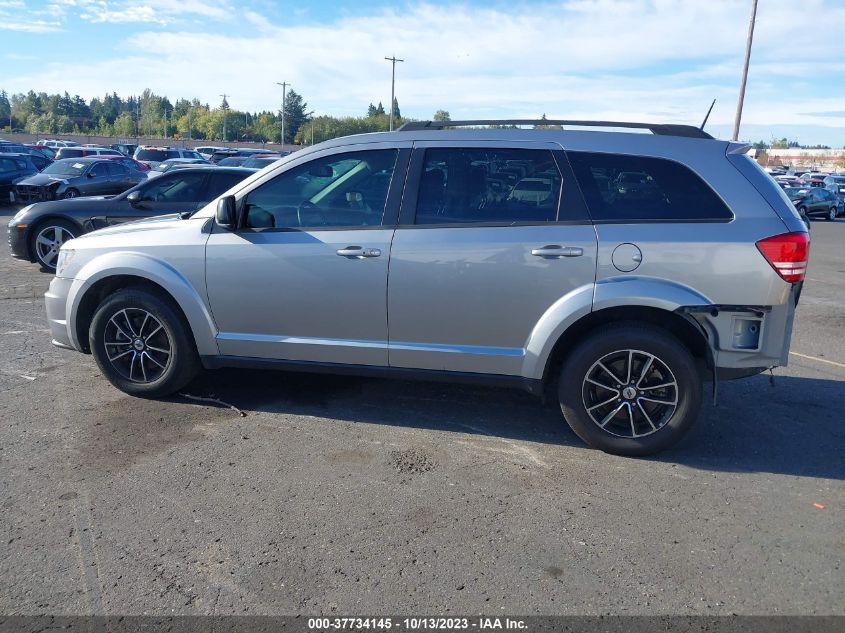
left=89, top=288, right=200, bottom=398
left=828, top=206, right=837, bottom=221
left=30, top=219, right=77, bottom=271
left=558, top=323, right=703, bottom=456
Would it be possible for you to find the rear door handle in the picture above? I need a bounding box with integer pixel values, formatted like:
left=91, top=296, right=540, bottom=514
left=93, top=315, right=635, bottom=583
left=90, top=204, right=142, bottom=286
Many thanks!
left=531, top=245, right=584, bottom=258
left=336, top=246, right=382, bottom=258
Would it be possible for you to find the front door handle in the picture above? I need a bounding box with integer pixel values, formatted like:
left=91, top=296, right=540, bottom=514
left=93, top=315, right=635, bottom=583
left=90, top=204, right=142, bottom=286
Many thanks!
left=531, top=245, right=584, bottom=258
left=337, top=246, right=382, bottom=258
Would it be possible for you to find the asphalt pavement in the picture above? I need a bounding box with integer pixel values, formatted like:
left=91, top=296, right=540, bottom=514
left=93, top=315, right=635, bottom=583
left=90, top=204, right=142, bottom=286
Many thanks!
left=0, top=205, right=842, bottom=616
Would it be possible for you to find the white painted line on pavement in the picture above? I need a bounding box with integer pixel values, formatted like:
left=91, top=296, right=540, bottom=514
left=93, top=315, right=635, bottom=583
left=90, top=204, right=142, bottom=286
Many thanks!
left=790, top=351, right=845, bottom=369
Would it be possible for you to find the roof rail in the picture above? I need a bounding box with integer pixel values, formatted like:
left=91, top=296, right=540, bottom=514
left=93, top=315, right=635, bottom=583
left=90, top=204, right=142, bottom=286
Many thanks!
left=397, top=119, right=714, bottom=139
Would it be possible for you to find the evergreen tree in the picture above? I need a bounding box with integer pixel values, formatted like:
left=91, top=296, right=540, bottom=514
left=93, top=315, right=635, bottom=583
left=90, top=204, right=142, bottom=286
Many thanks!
left=392, top=97, right=400, bottom=120
left=282, top=89, right=308, bottom=144
left=0, top=90, right=10, bottom=128
left=367, top=103, right=378, bottom=117
left=375, top=102, right=386, bottom=116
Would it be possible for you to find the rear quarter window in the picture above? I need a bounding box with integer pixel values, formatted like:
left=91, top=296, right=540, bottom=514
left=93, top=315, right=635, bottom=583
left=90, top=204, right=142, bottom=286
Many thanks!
left=567, top=151, right=733, bottom=222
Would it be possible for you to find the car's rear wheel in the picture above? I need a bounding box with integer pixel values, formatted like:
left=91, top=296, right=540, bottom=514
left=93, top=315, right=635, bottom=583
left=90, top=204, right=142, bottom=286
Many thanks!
left=30, top=219, right=77, bottom=272
left=62, top=188, right=80, bottom=199
left=558, top=322, right=702, bottom=456
left=89, top=288, right=200, bottom=398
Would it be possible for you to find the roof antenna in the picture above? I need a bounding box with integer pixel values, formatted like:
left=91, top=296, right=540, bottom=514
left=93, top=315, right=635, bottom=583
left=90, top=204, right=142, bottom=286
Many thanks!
left=700, top=99, right=716, bottom=131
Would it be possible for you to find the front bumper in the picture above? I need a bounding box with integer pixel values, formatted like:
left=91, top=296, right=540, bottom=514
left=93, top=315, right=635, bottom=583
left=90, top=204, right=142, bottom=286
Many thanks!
left=15, top=184, right=58, bottom=204
left=7, top=222, right=31, bottom=260
left=45, top=276, right=77, bottom=351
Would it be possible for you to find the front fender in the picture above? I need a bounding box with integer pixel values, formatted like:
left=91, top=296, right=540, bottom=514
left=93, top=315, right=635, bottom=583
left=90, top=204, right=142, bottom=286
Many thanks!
left=66, top=251, right=218, bottom=356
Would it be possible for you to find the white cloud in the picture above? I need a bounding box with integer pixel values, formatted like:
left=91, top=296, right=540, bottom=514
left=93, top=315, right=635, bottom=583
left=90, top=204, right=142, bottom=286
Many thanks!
left=45, top=0, right=231, bottom=25
left=3, top=0, right=845, bottom=141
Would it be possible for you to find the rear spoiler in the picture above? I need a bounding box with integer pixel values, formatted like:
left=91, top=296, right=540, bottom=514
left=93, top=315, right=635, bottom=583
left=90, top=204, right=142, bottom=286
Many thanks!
left=727, top=142, right=752, bottom=155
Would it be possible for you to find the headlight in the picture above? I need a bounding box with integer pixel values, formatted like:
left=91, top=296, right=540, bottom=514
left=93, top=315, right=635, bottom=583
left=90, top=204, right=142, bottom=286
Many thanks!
left=55, top=248, right=75, bottom=278
left=10, top=205, right=33, bottom=223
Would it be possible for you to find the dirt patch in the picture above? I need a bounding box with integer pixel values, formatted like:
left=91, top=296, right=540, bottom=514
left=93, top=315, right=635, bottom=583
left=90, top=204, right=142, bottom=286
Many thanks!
left=388, top=448, right=436, bottom=475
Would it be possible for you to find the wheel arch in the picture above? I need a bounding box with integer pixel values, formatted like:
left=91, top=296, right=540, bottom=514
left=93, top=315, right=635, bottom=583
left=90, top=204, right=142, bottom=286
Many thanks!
left=25, top=214, right=85, bottom=261
left=540, top=304, right=710, bottom=384
left=68, top=255, right=218, bottom=357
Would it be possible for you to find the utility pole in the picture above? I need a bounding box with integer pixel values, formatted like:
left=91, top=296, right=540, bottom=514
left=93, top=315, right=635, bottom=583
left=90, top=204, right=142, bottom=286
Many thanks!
left=384, top=55, right=404, bottom=131
left=187, top=107, right=192, bottom=140
left=732, top=0, right=758, bottom=141
left=220, top=93, right=229, bottom=142
left=276, top=82, right=288, bottom=146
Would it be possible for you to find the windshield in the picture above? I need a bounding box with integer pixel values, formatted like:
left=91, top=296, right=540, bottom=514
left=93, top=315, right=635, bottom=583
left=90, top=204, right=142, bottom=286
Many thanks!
left=42, top=159, right=88, bottom=176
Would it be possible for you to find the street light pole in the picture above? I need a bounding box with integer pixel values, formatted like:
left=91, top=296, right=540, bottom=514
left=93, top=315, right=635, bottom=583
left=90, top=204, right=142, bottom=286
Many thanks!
left=276, top=82, right=288, bottom=146
left=384, top=55, right=404, bottom=131
left=732, top=0, right=758, bottom=141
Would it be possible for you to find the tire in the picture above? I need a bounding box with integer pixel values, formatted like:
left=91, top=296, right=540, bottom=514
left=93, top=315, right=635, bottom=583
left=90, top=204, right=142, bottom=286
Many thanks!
left=828, top=206, right=837, bottom=221
left=89, top=288, right=200, bottom=398
left=29, top=218, right=77, bottom=272
left=557, top=322, right=703, bottom=456
left=797, top=205, right=807, bottom=218
left=62, top=188, right=80, bottom=199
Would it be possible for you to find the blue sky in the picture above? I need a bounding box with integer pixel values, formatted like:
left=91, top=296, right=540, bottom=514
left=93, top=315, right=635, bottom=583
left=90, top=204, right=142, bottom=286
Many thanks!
left=2, top=0, right=844, bottom=146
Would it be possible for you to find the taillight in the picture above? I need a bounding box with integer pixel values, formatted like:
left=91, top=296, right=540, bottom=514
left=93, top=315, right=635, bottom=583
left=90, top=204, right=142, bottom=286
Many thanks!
left=756, top=232, right=809, bottom=283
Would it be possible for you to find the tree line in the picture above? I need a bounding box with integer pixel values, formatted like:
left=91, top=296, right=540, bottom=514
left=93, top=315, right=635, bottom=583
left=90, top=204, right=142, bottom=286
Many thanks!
left=0, top=88, right=432, bottom=145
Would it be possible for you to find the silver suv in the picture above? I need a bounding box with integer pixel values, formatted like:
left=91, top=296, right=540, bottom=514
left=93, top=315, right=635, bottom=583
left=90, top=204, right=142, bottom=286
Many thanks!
left=44, top=120, right=809, bottom=456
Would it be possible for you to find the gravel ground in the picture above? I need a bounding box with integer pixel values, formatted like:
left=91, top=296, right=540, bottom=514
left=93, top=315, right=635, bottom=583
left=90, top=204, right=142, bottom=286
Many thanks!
left=0, top=204, right=842, bottom=616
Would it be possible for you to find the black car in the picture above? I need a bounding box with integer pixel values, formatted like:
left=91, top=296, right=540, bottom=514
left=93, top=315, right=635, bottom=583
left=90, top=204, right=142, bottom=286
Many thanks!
left=784, top=186, right=839, bottom=221
left=8, top=167, right=254, bottom=271
left=13, top=157, right=146, bottom=204
left=0, top=154, right=39, bottom=203
left=0, top=143, right=50, bottom=170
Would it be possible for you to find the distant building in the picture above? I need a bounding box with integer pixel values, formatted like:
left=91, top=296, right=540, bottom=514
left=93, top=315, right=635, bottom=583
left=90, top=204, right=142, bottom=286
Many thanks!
left=751, top=148, right=845, bottom=172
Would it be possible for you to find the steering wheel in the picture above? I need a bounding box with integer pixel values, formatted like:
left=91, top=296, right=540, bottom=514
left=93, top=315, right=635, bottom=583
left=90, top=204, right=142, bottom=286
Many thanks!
left=296, top=200, right=328, bottom=227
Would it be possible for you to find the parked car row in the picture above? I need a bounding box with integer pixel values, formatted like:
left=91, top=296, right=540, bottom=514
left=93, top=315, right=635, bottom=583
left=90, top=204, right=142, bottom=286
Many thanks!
left=770, top=168, right=845, bottom=220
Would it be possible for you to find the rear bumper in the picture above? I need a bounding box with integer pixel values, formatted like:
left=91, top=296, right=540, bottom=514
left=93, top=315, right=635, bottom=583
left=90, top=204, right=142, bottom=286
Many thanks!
left=683, top=284, right=799, bottom=371
left=45, top=276, right=77, bottom=351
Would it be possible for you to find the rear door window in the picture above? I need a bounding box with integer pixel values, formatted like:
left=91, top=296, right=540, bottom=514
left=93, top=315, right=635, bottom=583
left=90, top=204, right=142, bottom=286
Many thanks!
left=413, top=147, right=562, bottom=224
left=567, top=151, right=733, bottom=222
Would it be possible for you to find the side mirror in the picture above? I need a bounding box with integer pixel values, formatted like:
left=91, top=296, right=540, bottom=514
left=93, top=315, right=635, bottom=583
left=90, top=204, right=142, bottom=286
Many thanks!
left=126, top=190, right=142, bottom=206
left=86, top=171, right=96, bottom=178
left=216, top=195, right=238, bottom=229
